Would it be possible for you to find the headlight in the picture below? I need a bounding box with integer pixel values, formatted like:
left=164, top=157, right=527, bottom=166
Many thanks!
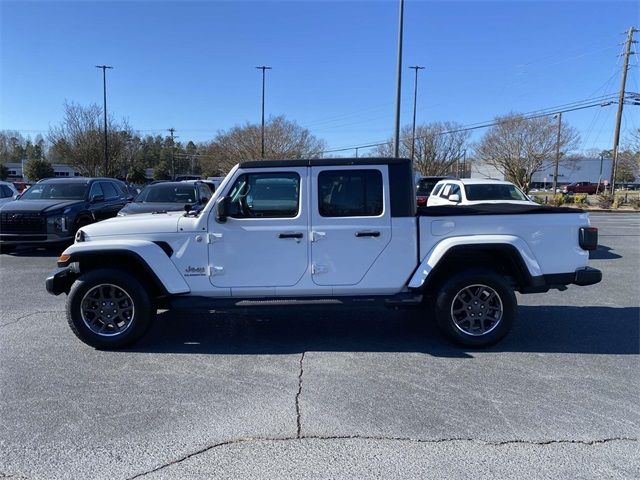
left=47, top=216, right=67, bottom=232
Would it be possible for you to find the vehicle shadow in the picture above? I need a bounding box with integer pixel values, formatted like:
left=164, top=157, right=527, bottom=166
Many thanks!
left=589, top=244, right=622, bottom=260
left=127, top=305, right=639, bottom=357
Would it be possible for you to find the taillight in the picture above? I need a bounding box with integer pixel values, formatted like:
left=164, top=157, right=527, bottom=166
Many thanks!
left=417, top=196, right=428, bottom=206
left=579, top=227, right=598, bottom=251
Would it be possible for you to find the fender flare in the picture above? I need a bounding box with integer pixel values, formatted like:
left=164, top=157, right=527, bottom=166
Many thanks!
left=62, top=239, right=190, bottom=295
left=408, top=235, right=543, bottom=289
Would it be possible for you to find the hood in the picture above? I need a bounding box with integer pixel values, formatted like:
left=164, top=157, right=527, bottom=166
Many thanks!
left=119, top=202, right=191, bottom=215
left=81, top=211, right=182, bottom=238
left=0, top=199, right=84, bottom=214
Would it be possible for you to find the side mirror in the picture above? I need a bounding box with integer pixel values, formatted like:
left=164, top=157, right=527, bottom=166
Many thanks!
left=184, top=204, right=192, bottom=213
left=13, top=194, right=20, bottom=200
left=215, top=196, right=229, bottom=223
left=90, top=194, right=105, bottom=204
left=449, top=193, right=461, bottom=203
left=201, top=197, right=209, bottom=204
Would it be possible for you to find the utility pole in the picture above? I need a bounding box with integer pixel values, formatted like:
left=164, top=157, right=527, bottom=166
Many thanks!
left=256, top=66, right=272, bottom=159
left=95, top=65, right=113, bottom=176
left=610, top=26, right=637, bottom=195
left=393, top=0, right=405, bottom=158
left=552, top=112, right=562, bottom=194
left=168, top=128, right=176, bottom=180
left=408, top=66, right=425, bottom=161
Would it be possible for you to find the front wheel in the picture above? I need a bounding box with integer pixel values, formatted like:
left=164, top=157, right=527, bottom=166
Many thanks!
left=434, top=269, right=516, bottom=347
left=66, top=268, right=154, bottom=349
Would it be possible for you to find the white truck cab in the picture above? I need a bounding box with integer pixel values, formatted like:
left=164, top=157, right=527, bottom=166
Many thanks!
left=46, top=158, right=601, bottom=349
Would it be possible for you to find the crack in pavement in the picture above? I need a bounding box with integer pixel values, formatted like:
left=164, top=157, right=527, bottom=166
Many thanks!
left=295, top=351, right=305, bottom=439
left=0, top=310, right=64, bottom=329
left=126, top=435, right=639, bottom=479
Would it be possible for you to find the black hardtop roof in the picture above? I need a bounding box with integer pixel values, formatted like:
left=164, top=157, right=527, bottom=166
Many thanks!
left=238, top=157, right=412, bottom=169
left=37, top=177, right=123, bottom=184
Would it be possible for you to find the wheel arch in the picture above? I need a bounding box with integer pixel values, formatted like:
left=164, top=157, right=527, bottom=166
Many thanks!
left=409, top=238, right=544, bottom=293
left=60, top=240, right=190, bottom=297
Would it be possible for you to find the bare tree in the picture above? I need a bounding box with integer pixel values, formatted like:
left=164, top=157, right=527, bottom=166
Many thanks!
left=375, top=122, right=470, bottom=175
left=475, top=113, right=580, bottom=192
left=48, top=101, right=135, bottom=177
left=198, top=116, right=326, bottom=175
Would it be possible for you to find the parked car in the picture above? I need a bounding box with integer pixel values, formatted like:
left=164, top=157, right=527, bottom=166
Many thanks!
left=0, top=181, right=19, bottom=206
left=46, top=157, right=601, bottom=350
left=12, top=181, right=33, bottom=194
left=0, top=177, right=129, bottom=252
left=175, top=175, right=202, bottom=182
left=117, top=181, right=212, bottom=216
left=562, top=182, right=603, bottom=195
left=426, top=179, right=536, bottom=207
left=206, top=176, right=226, bottom=192
left=416, top=176, right=453, bottom=207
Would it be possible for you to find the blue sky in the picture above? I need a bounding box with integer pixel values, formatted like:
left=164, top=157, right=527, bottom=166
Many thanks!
left=1, top=0, right=638, bottom=155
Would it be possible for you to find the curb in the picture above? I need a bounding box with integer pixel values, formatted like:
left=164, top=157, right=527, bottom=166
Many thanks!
left=583, top=209, right=640, bottom=213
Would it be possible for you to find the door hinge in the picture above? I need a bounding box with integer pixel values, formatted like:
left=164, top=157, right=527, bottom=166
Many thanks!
left=207, top=232, right=223, bottom=244
left=311, top=264, right=328, bottom=275
left=208, top=266, right=224, bottom=276
left=311, top=231, right=326, bottom=242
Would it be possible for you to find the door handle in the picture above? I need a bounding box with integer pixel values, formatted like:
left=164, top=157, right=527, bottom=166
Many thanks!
left=278, top=232, right=304, bottom=239
left=355, top=231, right=380, bottom=238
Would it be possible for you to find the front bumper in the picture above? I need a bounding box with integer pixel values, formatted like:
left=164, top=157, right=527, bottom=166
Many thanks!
left=0, top=233, right=73, bottom=246
left=45, top=266, right=78, bottom=296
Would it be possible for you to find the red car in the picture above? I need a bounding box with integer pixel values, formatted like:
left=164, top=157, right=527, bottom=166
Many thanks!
left=12, top=181, right=33, bottom=194
left=562, top=182, right=603, bottom=195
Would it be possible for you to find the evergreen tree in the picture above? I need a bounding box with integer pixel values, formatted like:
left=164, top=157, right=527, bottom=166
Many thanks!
left=24, top=159, right=54, bottom=181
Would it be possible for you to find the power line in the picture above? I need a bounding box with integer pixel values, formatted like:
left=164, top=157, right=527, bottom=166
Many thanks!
left=312, top=94, right=627, bottom=156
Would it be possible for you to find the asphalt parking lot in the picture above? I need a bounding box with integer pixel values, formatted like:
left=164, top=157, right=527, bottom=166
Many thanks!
left=1, top=212, right=638, bottom=479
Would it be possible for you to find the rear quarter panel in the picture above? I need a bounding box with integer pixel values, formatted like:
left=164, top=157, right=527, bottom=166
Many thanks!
left=419, top=212, right=591, bottom=275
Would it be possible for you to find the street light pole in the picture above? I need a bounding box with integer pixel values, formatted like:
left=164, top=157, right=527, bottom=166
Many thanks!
left=95, top=65, right=113, bottom=176
left=552, top=112, right=562, bottom=194
left=408, top=66, right=425, bottom=161
left=256, top=66, right=272, bottom=159
left=393, top=0, right=405, bottom=158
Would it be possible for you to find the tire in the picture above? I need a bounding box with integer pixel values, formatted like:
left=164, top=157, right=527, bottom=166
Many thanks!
left=433, top=269, right=516, bottom=347
left=66, top=268, right=154, bottom=349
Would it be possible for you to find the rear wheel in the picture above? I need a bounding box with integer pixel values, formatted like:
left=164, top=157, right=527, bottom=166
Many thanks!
left=434, top=269, right=516, bottom=347
left=66, top=268, right=154, bottom=349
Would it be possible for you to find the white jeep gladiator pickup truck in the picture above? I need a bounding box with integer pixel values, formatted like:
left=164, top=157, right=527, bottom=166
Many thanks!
left=46, top=158, right=601, bottom=349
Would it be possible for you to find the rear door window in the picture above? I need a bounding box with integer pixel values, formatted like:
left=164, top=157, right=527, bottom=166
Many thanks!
left=318, top=169, right=383, bottom=217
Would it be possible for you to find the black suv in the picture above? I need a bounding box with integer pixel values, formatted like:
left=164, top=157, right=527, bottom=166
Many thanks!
left=0, top=177, right=131, bottom=252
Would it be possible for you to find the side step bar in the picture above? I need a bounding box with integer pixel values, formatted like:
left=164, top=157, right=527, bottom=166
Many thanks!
left=167, top=293, right=423, bottom=311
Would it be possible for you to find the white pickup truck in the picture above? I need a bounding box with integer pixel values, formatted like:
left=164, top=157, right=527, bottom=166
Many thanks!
left=46, top=158, right=601, bottom=349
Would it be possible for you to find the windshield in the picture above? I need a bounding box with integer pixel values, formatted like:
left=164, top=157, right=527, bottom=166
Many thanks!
left=136, top=184, right=198, bottom=203
left=464, top=184, right=529, bottom=201
left=20, top=182, right=88, bottom=200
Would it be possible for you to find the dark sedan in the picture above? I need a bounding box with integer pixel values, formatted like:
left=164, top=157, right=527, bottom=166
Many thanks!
left=117, top=181, right=212, bottom=216
left=0, top=177, right=129, bottom=252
